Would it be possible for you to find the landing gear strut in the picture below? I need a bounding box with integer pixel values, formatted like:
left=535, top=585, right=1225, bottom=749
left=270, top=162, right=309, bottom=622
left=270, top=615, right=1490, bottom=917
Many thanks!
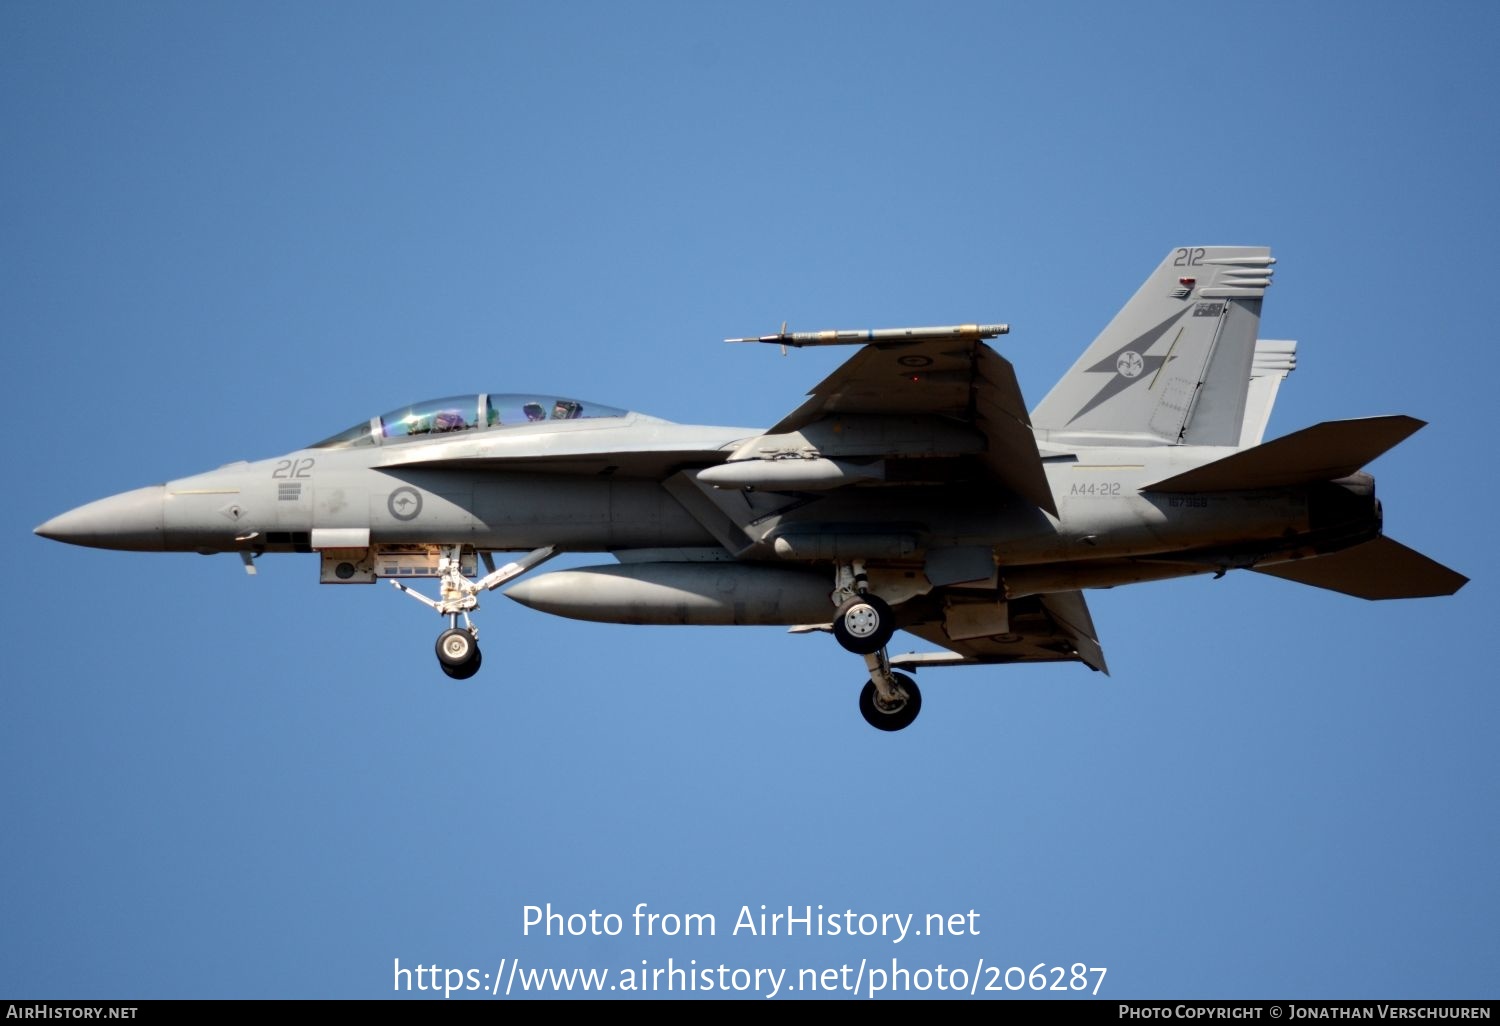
left=392, top=544, right=557, bottom=679
left=833, top=561, right=921, bottom=730
left=857, top=647, right=921, bottom=730
left=830, top=562, right=896, bottom=655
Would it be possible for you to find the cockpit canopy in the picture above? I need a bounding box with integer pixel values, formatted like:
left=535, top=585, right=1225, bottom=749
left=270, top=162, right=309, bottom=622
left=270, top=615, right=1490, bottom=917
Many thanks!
left=312, top=393, right=631, bottom=449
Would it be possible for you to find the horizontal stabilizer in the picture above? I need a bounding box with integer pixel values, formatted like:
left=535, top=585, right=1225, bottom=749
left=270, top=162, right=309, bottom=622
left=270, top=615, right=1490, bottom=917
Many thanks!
left=1144, top=415, right=1425, bottom=492
left=1251, top=537, right=1468, bottom=600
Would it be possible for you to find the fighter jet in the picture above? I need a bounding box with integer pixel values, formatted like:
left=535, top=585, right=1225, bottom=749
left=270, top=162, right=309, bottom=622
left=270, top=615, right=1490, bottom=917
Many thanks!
left=34, top=246, right=1467, bottom=730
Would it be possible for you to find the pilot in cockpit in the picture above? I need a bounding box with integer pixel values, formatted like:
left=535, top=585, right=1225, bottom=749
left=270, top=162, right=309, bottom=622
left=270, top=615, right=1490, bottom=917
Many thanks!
left=433, top=409, right=468, bottom=433
left=523, top=402, right=546, bottom=421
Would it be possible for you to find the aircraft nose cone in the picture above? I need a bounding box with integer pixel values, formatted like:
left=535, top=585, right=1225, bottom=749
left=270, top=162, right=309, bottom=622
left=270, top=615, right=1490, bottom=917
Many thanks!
left=34, top=485, right=167, bottom=551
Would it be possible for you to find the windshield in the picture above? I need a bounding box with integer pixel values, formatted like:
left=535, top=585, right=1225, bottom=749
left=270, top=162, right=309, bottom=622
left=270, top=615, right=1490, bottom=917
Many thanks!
left=311, top=393, right=631, bottom=449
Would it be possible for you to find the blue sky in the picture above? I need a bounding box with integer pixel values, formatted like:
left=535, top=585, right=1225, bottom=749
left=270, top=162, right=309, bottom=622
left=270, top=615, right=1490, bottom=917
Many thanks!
left=4, top=1, right=1496, bottom=1001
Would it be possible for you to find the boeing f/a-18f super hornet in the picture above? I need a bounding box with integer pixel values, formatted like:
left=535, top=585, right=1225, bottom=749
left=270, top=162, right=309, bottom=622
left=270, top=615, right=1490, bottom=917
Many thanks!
left=35, top=247, right=1467, bottom=730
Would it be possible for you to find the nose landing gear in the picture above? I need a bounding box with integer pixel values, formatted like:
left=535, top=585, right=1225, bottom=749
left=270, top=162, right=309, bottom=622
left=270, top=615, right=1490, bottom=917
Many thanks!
left=392, top=544, right=557, bottom=679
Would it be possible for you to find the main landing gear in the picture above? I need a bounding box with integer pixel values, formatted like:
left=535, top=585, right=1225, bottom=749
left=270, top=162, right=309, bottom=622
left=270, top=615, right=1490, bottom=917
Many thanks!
left=832, top=562, right=921, bottom=731
left=859, top=660, right=922, bottom=732
left=393, top=544, right=557, bottom=680
left=832, top=593, right=895, bottom=655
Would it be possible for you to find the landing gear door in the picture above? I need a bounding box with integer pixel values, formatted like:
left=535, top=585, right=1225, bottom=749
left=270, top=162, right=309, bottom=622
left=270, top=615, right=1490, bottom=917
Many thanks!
left=314, top=527, right=374, bottom=584
left=320, top=550, right=376, bottom=583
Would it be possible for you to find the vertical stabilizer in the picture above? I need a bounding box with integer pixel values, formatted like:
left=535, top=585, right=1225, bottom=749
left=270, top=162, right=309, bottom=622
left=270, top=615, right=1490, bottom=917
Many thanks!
left=1031, top=246, right=1275, bottom=446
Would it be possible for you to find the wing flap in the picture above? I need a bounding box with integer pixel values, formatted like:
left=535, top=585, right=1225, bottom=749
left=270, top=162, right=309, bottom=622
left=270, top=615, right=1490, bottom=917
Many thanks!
left=973, top=347, right=1058, bottom=515
left=1251, top=536, right=1468, bottom=599
left=893, top=591, right=1108, bottom=673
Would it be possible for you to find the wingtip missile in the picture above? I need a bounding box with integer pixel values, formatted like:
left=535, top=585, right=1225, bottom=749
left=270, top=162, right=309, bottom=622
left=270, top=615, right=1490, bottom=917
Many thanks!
left=725, top=323, right=1009, bottom=347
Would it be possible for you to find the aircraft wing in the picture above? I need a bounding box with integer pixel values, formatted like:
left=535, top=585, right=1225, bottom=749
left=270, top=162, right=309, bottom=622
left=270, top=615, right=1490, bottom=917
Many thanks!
left=767, top=338, right=1058, bottom=516
left=891, top=590, right=1108, bottom=673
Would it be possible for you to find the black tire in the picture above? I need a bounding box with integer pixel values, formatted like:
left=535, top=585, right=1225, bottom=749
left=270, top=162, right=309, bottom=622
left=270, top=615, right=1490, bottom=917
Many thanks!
left=435, top=627, right=478, bottom=668
left=441, top=647, right=482, bottom=680
left=831, top=594, right=895, bottom=655
left=859, top=673, right=921, bottom=731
